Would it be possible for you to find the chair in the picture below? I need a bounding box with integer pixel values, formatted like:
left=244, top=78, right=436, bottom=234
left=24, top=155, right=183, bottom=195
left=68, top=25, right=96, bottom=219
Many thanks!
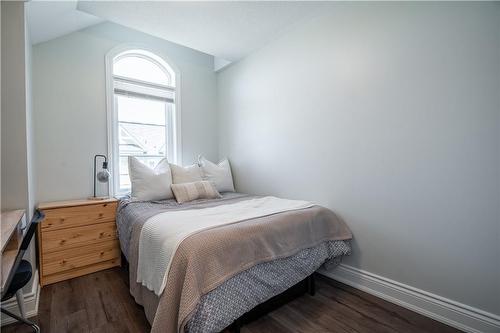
left=1, top=209, right=44, bottom=332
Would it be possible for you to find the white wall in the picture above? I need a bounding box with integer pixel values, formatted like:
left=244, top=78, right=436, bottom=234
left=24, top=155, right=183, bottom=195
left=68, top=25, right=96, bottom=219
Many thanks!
left=217, top=2, right=500, bottom=317
left=25, top=4, right=36, bottom=219
left=33, top=22, right=218, bottom=202
left=1, top=1, right=30, bottom=213
left=24, top=0, right=38, bottom=296
left=1, top=0, right=38, bottom=320
left=1, top=0, right=36, bottom=217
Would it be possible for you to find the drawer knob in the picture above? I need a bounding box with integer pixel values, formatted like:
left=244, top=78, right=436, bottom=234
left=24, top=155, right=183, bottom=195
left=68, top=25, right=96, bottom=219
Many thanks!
left=60, top=240, right=66, bottom=244
left=99, top=232, right=105, bottom=237
left=100, top=251, right=105, bottom=256
left=99, top=213, right=104, bottom=217
left=60, top=218, right=65, bottom=222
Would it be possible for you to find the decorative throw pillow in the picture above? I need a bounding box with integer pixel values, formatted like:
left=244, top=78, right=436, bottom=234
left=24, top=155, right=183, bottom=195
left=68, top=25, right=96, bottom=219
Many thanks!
left=128, top=157, right=174, bottom=201
left=171, top=181, right=221, bottom=204
left=198, top=156, right=235, bottom=192
left=169, top=163, right=203, bottom=184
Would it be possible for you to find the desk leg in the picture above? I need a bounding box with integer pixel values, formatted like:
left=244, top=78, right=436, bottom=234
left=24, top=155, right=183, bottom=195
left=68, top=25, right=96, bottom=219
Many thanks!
left=15, top=289, right=26, bottom=318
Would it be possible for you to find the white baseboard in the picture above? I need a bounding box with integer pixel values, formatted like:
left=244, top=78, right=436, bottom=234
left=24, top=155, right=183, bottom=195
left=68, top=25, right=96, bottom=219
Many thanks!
left=1, top=270, right=40, bottom=326
left=319, top=264, right=500, bottom=333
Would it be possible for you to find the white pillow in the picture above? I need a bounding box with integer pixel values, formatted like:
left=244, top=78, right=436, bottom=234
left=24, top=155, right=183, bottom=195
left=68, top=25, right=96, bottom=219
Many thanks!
left=169, top=163, right=203, bottom=184
left=198, top=156, right=235, bottom=192
left=128, top=157, right=174, bottom=201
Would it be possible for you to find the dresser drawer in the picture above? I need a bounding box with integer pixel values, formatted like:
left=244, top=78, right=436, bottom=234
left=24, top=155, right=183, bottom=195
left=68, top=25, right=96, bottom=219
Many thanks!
left=42, top=259, right=120, bottom=286
left=41, top=202, right=117, bottom=231
left=42, top=240, right=120, bottom=276
left=41, top=222, right=117, bottom=254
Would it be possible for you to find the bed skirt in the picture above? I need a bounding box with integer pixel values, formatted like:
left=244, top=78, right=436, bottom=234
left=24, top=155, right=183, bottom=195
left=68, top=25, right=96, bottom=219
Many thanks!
left=127, top=239, right=350, bottom=333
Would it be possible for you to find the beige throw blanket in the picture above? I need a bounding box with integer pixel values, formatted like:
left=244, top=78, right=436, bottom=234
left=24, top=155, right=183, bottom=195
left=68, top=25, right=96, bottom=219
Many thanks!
left=137, top=196, right=315, bottom=295
left=128, top=197, right=352, bottom=332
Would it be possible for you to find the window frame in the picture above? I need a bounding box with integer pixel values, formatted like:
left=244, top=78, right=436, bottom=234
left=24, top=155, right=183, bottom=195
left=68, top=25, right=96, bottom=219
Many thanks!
left=105, top=44, right=182, bottom=197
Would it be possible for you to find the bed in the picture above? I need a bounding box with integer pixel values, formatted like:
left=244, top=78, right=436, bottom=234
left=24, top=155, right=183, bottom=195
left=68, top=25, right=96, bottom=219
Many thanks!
left=116, top=192, right=352, bottom=333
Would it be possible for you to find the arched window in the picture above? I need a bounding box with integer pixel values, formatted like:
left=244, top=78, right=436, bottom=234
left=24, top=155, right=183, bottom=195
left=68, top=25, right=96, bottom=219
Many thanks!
left=107, top=48, right=179, bottom=195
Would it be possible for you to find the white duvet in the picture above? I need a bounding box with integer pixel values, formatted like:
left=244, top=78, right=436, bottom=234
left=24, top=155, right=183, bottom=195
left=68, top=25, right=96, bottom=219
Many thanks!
left=137, top=196, right=314, bottom=295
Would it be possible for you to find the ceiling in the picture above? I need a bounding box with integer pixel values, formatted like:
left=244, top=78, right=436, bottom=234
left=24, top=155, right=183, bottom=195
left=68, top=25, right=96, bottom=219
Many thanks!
left=28, top=1, right=327, bottom=64
left=76, top=1, right=326, bottom=62
left=28, top=1, right=103, bottom=45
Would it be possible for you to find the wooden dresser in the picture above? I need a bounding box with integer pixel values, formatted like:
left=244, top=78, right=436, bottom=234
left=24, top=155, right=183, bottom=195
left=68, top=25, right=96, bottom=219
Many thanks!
left=37, top=198, right=121, bottom=286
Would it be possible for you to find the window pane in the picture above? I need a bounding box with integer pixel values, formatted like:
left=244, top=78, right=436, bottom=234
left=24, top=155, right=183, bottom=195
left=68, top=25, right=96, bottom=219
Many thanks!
left=117, top=95, right=165, bottom=125
left=116, top=94, right=168, bottom=192
left=119, top=122, right=165, bottom=156
left=114, top=56, right=171, bottom=86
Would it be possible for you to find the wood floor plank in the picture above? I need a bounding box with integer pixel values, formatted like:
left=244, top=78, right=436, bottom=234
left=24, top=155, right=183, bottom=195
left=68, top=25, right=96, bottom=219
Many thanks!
left=316, top=292, right=399, bottom=333
left=317, top=276, right=460, bottom=333
left=65, top=309, right=90, bottom=333
left=71, top=271, right=108, bottom=330
left=270, top=303, right=334, bottom=333
left=272, top=303, right=351, bottom=333
left=50, top=279, right=87, bottom=333
left=85, top=270, right=129, bottom=324
left=286, top=293, right=390, bottom=333
left=243, top=316, right=291, bottom=333
left=37, top=282, right=53, bottom=332
left=102, top=267, right=150, bottom=331
left=2, top=267, right=463, bottom=333
left=1, top=321, right=33, bottom=333
left=90, top=320, right=134, bottom=333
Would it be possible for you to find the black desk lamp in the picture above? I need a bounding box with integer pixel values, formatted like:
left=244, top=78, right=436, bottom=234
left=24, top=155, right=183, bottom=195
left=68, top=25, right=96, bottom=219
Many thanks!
left=89, top=154, right=110, bottom=200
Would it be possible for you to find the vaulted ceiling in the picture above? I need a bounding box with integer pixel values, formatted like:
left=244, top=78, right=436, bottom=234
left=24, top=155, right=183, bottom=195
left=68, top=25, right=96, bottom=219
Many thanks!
left=28, top=1, right=328, bottom=66
left=27, top=1, right=103, bottom=45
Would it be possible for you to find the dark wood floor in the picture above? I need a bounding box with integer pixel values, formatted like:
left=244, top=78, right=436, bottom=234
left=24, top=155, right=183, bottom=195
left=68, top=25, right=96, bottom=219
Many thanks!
left=3, top=267, right=462, bottom=333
